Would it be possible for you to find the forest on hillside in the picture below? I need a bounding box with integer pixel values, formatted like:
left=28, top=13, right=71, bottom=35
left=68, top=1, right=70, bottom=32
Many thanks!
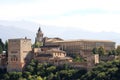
left=0, top=59, right=120, bottom=80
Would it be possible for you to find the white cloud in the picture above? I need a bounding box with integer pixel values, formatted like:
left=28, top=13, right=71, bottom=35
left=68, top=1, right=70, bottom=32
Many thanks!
left=0, top=0, right=120, bottom=32
left=1, top=0, right=120, bottom=17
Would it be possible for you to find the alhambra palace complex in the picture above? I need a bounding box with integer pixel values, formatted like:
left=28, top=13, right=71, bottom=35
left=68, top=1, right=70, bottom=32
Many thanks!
left=0, top=27, right=116, bottom=72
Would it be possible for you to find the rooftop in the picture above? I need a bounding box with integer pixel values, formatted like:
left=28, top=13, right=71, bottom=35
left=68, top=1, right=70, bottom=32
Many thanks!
left=54, top=39, right=115, bottom=43
left=8, top=38, right=31, bottom=41
left=41, top=45, right=60, bottom=48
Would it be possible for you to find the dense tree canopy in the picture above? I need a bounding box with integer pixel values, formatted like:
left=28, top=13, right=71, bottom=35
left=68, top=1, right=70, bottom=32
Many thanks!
left=24, top=59, right=87, bottom=80
left=1, top=58, right=120, bottom=80
left=98, top=46, right=106, bottom=56
left=0, top=59, right=87, bottom=80
left=92, top=46, right=106, bottom=56
left=92, top=46, right=120, bottom=56
left=73, top=54, right=86, bottom=62
left=0, top=39, right=4, bottom=54
left=81, top=60, right=120, bottom=80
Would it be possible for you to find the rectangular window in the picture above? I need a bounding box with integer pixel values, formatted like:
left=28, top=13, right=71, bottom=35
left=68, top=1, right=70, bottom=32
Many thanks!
left=23, top=51, right=28, bottom=53
left=11, top=51, right=18, bottom=54
left=11, top=55, right=18, bottom=62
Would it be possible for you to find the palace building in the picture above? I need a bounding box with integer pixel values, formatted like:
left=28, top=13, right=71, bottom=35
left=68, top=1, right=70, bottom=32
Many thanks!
left=45, top=40, right=115, bottom=56
left=36, top=27, right=115, bottom=56
left=6, top=27, right=115, bottom=72
left=7, top=38, right=32, bottom=72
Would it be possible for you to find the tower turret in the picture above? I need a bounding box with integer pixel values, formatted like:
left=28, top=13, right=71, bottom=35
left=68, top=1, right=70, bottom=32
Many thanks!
left=38, top=27, right=41, bottom=32
left=35, top=27, right=44, bottom=47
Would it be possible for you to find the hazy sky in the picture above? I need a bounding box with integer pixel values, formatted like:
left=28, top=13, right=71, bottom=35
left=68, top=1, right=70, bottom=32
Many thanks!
left=0, top=0, right=120, bottom=32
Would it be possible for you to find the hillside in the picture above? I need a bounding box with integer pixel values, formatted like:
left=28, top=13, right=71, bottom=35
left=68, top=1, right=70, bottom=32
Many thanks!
left=0, top=20, right=120, bottom=44
left=0, top=25, right=35, bottom=43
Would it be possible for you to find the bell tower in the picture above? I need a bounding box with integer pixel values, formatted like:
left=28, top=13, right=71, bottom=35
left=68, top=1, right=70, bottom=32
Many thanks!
left=35, top=27, right=43, bottom=42
left=35, top=27, right=44, bottom=47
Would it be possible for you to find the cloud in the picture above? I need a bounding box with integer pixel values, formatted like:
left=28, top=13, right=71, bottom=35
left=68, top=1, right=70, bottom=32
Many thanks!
left=0, top=0, right=120, bottom=32
left=1, top=0, right=120, bottom=17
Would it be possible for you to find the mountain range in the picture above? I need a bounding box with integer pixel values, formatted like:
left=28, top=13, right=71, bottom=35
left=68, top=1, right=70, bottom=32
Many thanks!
left=0, top=20, right=120, bottom=45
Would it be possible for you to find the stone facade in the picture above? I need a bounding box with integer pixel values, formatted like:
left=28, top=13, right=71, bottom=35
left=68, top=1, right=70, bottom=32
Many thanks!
left=7, top=38, right=32, bottom=72
left=34, top=48, right=72, bottom=64
left=100, top=55, right=118, bottom=61
left=45, top=40, right=115, bottom=56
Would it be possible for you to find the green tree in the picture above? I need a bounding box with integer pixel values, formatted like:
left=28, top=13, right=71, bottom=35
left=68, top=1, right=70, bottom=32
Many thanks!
left=0, top=39, right=4, bottom=54
left=112, top=50, right=117, bottom=55
left=81, top=60, right=120, bottom=80
left=9, top=72, right=22, bottom=80
left=73, top=54, right=86, bottom=62
left=23, top=71, right=31, bottom=78
left=0, top=39, right=4, bottom=50
left=97, top=72, right=106, bottom=80
left=46, top=66, right=56, bottom=74
left=116, top=46, right=120, bottom=55
left=36, top=76, right=43, bottom=80
left=92, top=47, right=98, bottom=54
left=108, top=50, right=117, bottom=55
left=3, top=74, right=9, bottom=80
left=108, top=50, right=113, bottom=55
left=47, top=73, right=54, bottom=80
left=98, top=46, right=106, bottom=56
left=35, top=42, right=43, bottom=48
left=0, top=45, right=3, bottom=54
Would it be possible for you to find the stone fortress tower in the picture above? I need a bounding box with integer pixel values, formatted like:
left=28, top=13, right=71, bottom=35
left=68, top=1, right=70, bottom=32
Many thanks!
left=7, top=38, right=32, bottom=72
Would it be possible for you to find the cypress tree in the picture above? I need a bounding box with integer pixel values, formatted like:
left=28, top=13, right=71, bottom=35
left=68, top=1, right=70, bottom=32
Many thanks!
left=0, top=45, right=3, bottom=54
